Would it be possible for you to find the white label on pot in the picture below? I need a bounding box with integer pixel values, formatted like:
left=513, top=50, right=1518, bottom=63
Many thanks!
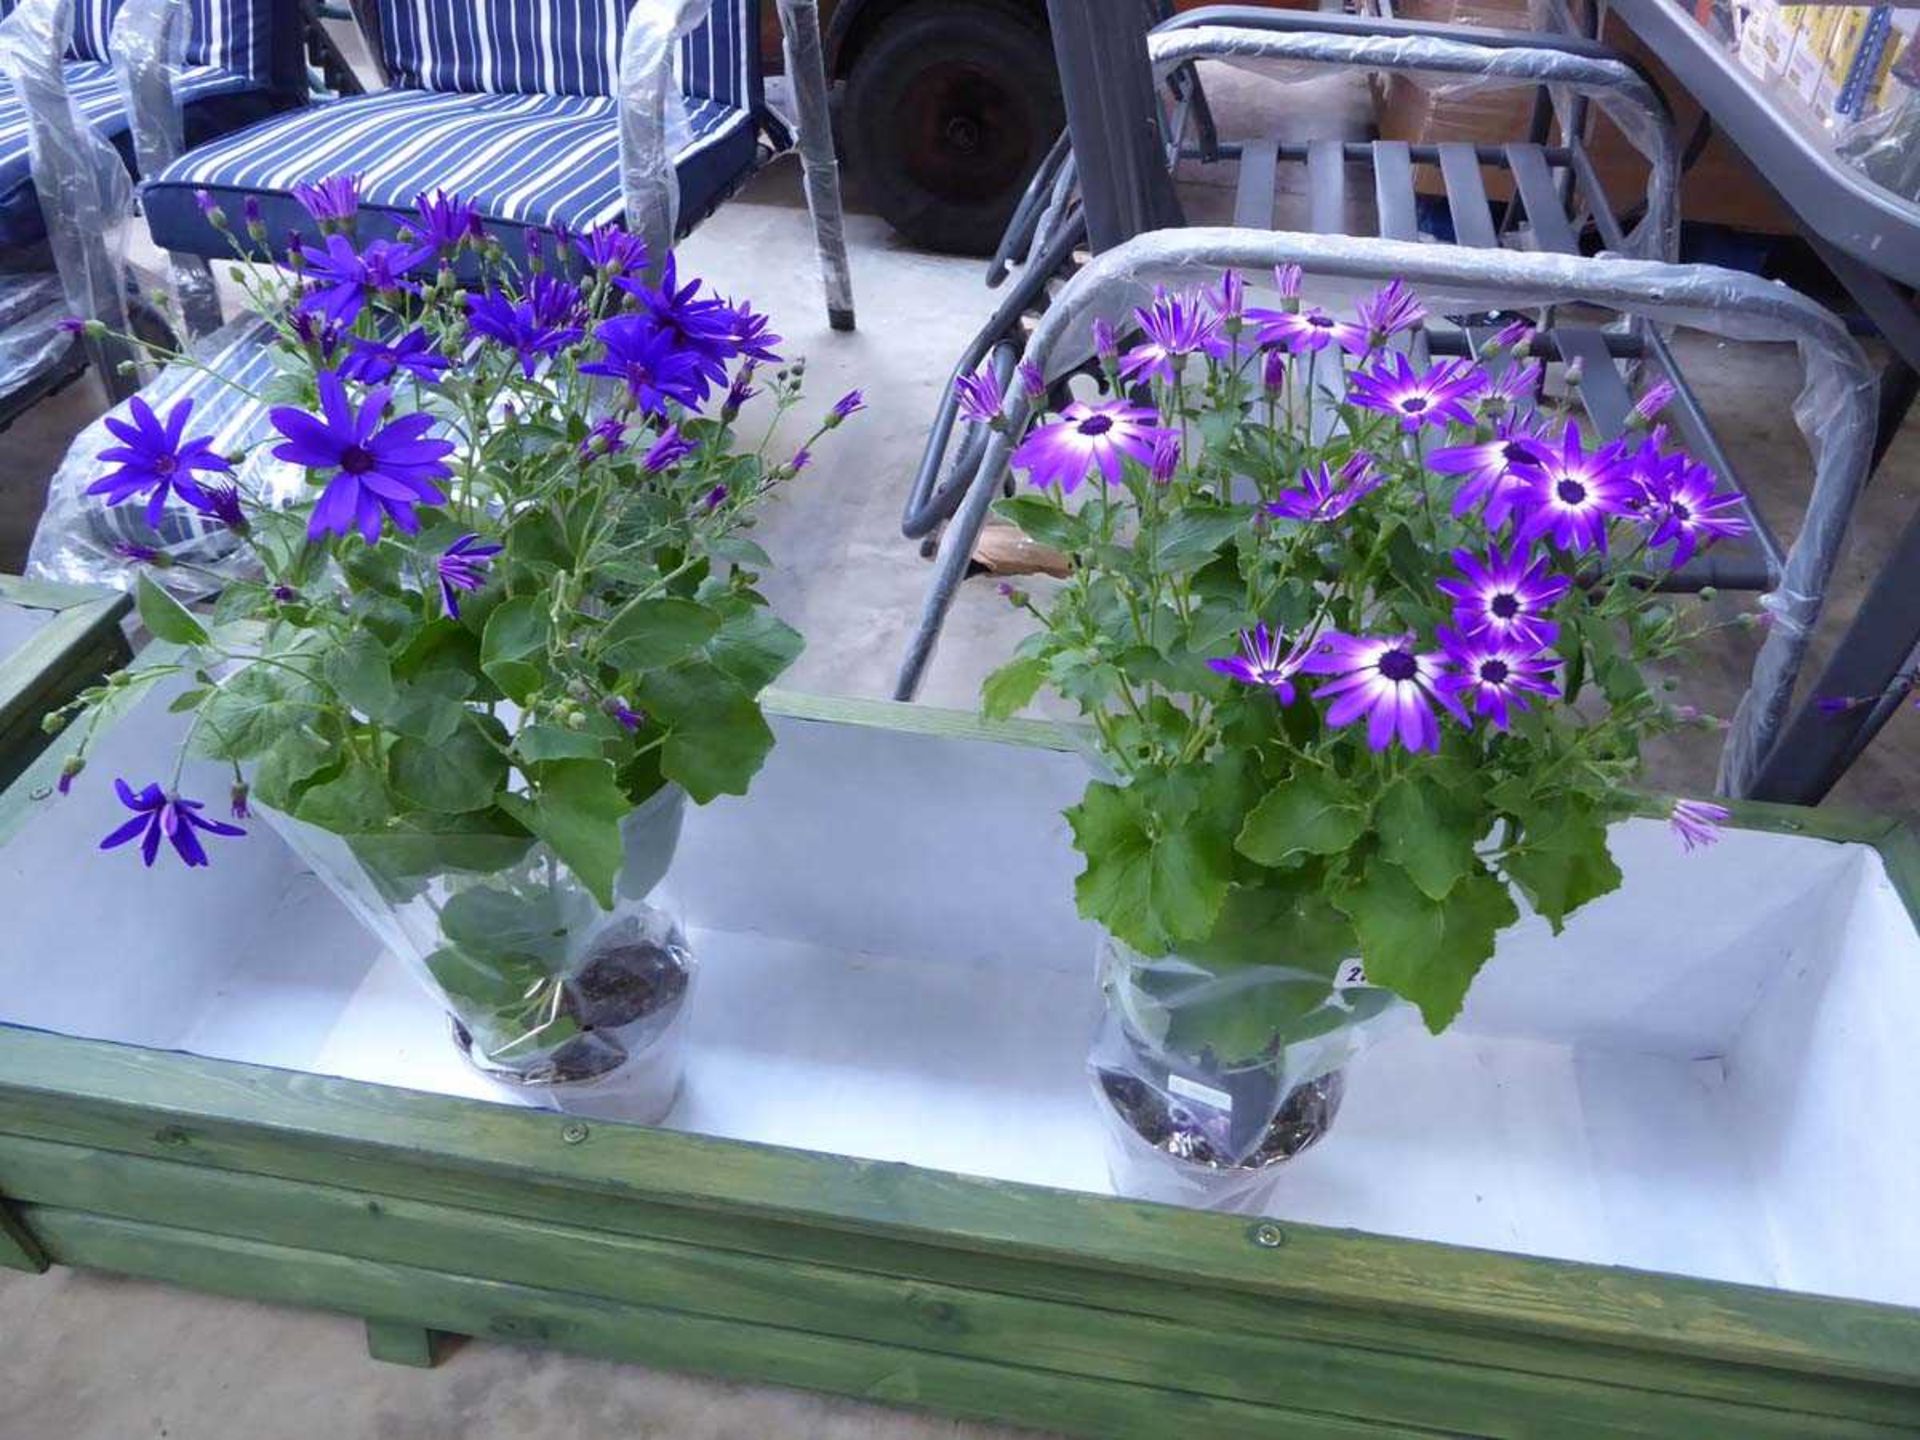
left=1337, top=961, right=1369, bottom=989
left=1167, top=1073, right=1233, bottom=1113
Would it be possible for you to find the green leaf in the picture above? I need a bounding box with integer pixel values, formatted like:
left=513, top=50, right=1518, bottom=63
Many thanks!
left=437, top=884, right=571, bottom=966
left=1504, top=799, right=1624, bottom=933
left=1182, top=877, right=1354, bottom=980
left=386, top=668, right=473, bottom=745
left=634, top=660, right=776, bottom=804
left=993, top=493, right=1082, bottom=551
left=347, top=809, right=534, bottom=881
left=135, top=573, right=208, bottom=646
left=1376, top=778, right=1480, bottom=902
left=293, top=750, right=395, bottom=835
left=497, top=758, right=628, bottom=908
left=1152, top=505, right=1245, bottom=572
left=389, top=718, right=507, bottom=814
left=425, top=944, right=549, bottom=1010
left=1068, top=780, right=1232, bottom=955
left=1336, top=862, right=1516, bottom=1033
left=167, top=687, right=210, bottom=714
left=516, top=723, right=604, bottom=763
left=1236, top=772, right=1367, bottom=866
left=195, top=656, right=327, bottom=761
left=600, top=597, right=720, bottom=672
left=480, top=597, right=549, bottom=703
left=323, top=631, right=397, bottom=720
left=981, top=655, right=1047, bottom=721
left=704, top=606, right=802, bottom=694
left=249, top=727, right=336, bottom=811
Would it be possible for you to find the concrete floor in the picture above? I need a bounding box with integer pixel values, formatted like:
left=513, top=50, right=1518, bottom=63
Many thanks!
left=3, top=62, right=1919, bottom=1440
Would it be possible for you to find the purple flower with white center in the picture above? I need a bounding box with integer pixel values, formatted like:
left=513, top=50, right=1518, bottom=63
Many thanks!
left=1348, top=353, right=1482, bottom=434
left=409, top=189, right=481, bottom=253
left=1669, top=798, right=1729, bottom=853
left=467, top=280, right=586, bottom=379
left=1634, top=453, right=1748, bottom=567
left=1273, top=263, right=1302, bottom=300
left=642, top=424, right=697, bottom=473
left=1266, top=454, right=1384, bottom=522
left=1261, top=348, right=1286, bottom=394
left=581, top=315, right=711, bottom=416
left=1208, top=624, right=1314, bottom=702
left=1010, top=399, right=1173, bottom=495
left=1304, top=632, right=1466, bottom=753
left=1150, top=432, right=1180, bottom=484
left=1120, top=288, right=1223, bottom=386
left=297, top=235, right=432, bottom=327
left=580, top=416, right=627, bottom=459
left=338, top=328, right=450, bottom=387
left=99, top=779, right=244, bottom=869
left=1207, top=269, right=1245, bottom=323
left=270, top=372, right=453, bottom=544
left=1430, top=412, right=1553, bottom=526
left=1250, top=304, right=1367, bottom=357
left=190, top=481, right=247, bottom=531
left=1435, top=544, right=1568, bottom=645
left=1355, top=280, right=1426, bottom=346
left=1436, top=627, right=1559, bottom=731
left=578, top=223, right=649, bottom=278
left=87, top=396, right=232, bottom=527
left=1630, top=379, right=1677, bottom=427
left=435, top=533, right=502, bottom=618
left=292, top=174, right=360, bottom=226
left=1018, top=360, right=1046, bottom=401
left=1515, top=423, right=1635, bottom=555
left=828, top=389, right=865, bottom=425
left=954, top=366, right=1004, bottom=426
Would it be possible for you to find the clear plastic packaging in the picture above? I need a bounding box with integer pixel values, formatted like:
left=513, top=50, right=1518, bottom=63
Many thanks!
left=1838, top=64, right=1920, bottom=203
left=618, top=0, right=715, bottom=270
left=262, top=783, right=696, bottom=1123
left=771, top=0, right=854, bottom=328
left=1091, top=933, right=1405, bottom=1212
left=0, top=270, right=76, bottom=398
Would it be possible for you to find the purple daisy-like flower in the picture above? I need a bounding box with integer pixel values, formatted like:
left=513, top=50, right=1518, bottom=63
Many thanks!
left=1266, top=453, right=1383, bottom=522
left=1010, top=399, right=1173, bottom=495
left=1249, top=304, right=1367, bottom=357
left=1208, top=623, right=1314, bottom=702
left=1305, top=632, right=1465, bottom=753
left=292, top=174, right=360, bottom=226
left=86, top=396, right=233, bottom=528
left=408, top=189, right=481, bottom=253
left=99, top=779, right=245, bottom=869
left=579, top=224, right=650, bottom=278
left=1633, top=452, right=1749, bottom=568
left=270, top=372, right=453, bottom=544
left=1515, top=423, right=1635, bottom=555
left=1436, top=626, right=1559, bottom=731
left=717, top=299, right=782, bottom=365
left=435, top=533, right=502, bottom=618
left=954, top=366, right=1004, bottom=426
left=1355, top=279, right=1426, bottom=347
left=467, top=280, right=586, bottom=379
left=829, top=389, right=866, bottom=423
left=1478, top=359, right=1544, bottom=417
left=618, top=256, right=737, bottom=379
left=581, top=314, right=711, bottom=416
left=297, top=234, right=432, bottom=327
left=580, top=416, right=627, bottom=459
left=642, top=424, right=697, bottom=472
left=1348, top=353, right=1482, bottom=434
left=190, top=480, right=247, bottom=531
left=1669, top=798, right=1729, bottom=853
left=1120, top=288, right=1224, bottom=386
left=1435, top=544, right=1568, bottom=645
left=338, top=328, right=450, bottom=387
left=1430, top=412, right=1553, bottom=526
left=1631, top=379, right=1677, bottom=427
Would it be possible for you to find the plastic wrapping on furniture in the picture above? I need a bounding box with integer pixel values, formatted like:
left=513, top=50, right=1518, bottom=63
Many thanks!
left=618, top=0, right=711, bottom=275
left=891, top=229, right=1875, bottom=804
left=772, top=0, right=853, bottom=331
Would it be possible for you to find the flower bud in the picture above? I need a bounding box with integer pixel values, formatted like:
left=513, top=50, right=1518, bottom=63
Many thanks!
left=57, top=755, right=83, bottom=794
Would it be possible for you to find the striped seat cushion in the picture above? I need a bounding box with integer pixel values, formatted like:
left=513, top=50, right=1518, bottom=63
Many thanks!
left=145, top=83, right=759, bottom=258
left=0, top=59, right=256, bottom=250
left=65, top=0, right=276, bottom=87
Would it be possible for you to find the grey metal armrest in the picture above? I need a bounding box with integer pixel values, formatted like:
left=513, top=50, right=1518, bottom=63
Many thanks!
left=895, top=230, right=1874, bottom=803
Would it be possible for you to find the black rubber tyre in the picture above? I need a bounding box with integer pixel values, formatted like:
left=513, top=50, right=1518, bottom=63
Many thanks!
left=842, top=0, right=1062, bottom=257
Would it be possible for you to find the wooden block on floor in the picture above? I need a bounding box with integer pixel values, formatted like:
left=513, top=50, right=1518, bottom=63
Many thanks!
left=365, top=1318, right=436, bottom=1368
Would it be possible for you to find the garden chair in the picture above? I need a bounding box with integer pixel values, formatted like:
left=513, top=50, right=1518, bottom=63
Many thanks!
left=893, top=5, right=1876, bottom=804
left=136, top=0, right=855, bottom=336
left=0, top=0, right=304, bottom=422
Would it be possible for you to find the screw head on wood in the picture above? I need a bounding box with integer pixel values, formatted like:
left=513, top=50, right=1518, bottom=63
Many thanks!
left=561, top=1122, right=590, bottom=1144
left=1252, top=1223, right=1285, bottom=1249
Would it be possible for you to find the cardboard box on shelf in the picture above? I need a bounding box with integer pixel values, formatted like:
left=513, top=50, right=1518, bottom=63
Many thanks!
left=1378, top=0, right=1798, bottom=234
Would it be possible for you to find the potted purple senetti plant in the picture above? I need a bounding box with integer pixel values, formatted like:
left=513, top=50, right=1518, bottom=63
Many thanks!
left=974, top=272, right=1744, bottom=1209
left=45, top=177, right=860, bottom=1116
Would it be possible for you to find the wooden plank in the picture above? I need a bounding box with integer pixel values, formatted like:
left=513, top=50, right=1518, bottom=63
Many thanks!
left=0, top=1033, right=1916, bottom=1397
left=1372, top=142, right=1420, bottom=242
left=0, top=587, right=131, bottom=770
left=762, top=688, right=1077, bottom=753
left=365, top=1319, right=437, bottom=1368
left=2, top=1135, right=1898, bottom=1435
left=23, top=1206, right=1433, bottom=1440
left=1307, top=140, right=1347, bottom=235
left=1232, top=137, right=1279, bottom=231
left=0, top=1193, right=46, bottom=1273
left=1437, top=144, right=1500, bottom=251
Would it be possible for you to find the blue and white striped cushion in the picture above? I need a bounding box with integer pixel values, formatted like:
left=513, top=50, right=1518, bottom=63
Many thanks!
left=373, top=0, right=756, bottom=108
left=66, top=0, right=272, bottom=85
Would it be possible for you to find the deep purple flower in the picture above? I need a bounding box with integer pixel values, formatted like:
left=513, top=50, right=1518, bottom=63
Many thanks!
left=1479, top=359, right=1544, bottom=416
left=1265, top=453, right=1383, bottom=522
left=1249, top=304, right=1366, bottom=357
left=1206, top=269, right=1245, bottom=323
left=99, top=779, right=244, bottom=869
left=1120, top=288, right=1223, bottom=385
left=1631, top=379, right=1677, bottom=427
left=642, top=424, right=697, bottom=472
left=700, top=483, right=728, bottom=511
left=1435, top=544, right=1567, bottom=645
left=578, top=222, right=649, bottom=278
left=618, top=255, right=736, bottom=377
left=829, top=389, right=866, bottom=423
left=297, top=234, right=432, bottom=326
left=270, top=372, right=453, bottom=544
left=1515, top=423, right=1635, bottom=554
left=1260, top=348, right=1286, bottom=394
left=467, top=281, right=586, bottom=378
left=1669, top=798, right=1729, bottom=853
left=954, top=366, right=1004, bottom=426
left=111, top=540, right=163, bottom=564
left=611, top=701, right=646, bottom=731
left=194, top=188, right=219, bottom=219
left=1633, top=452, right=1749, bottom=567
left=722, top=362, right=759, bottom=418
left=1305, top=632, right=1464, bottom=753
left=1018, top=360, right=1047, bottom=401
left=87, top=396, right=233, bottom=527
left=719, top=299, right=783, bottom=364
left=290, top=310, right=344, bottom=362
left=1272, top=263, right=1302, bottom=300
left=788, top=447, right=812, bottom=475
left=190, top=481, right=247, bottom=531
left=1348, top=353, right=1482, bottom=433
left=1208, top=624, right=1313, bottom=702
left=580, top=416, right=627, bottom=459
left=1430, top=412, right=1553, bottom=526
left=581, top=314, right=711, bottom=415
left=1010, top=399, right=1173, bottom=494
left=1436, top=627, right=1559, bottom=731
left=242, top=195, right=263, bottom=232
left=338, top=328, right=450, bottom=387
left=1489, top=317, right=1534, bottom=353
left=1355, top=280, right=1426, bottom=346
left=57, top=757, right=82, bottom=795
left=408, top=189, right=482, bottom=253
left=1092, top=317, right=1118, bottom=365
left=292, top=174, right=360, bottom=226
left=57, top=315, right=85, bottom=335
left=1816, top=694, right=1869, bottom=719
left=1149, top=433, right=1180, bottom=485
left=435, top=533, right=502, bottom=617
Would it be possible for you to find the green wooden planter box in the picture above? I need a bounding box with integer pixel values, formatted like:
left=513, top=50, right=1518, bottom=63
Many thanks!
left=0, top=574, right=130, bottom=792
left=2, top=671, right=1919, bottom=1439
